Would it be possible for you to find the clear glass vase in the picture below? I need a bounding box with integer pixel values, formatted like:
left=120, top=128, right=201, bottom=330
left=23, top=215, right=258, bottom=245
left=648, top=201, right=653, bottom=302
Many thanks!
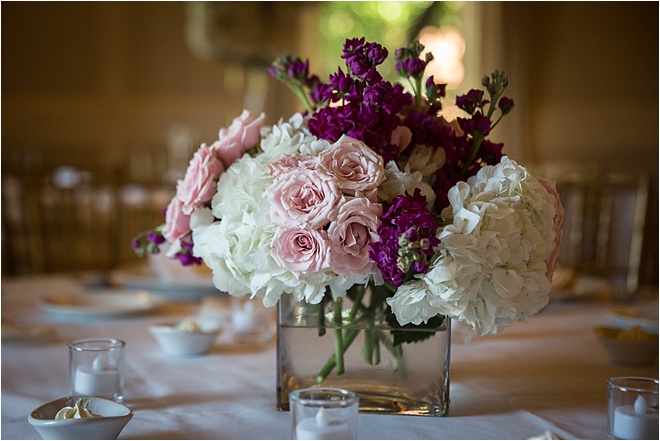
left=276, top=286, right=451, bottom=416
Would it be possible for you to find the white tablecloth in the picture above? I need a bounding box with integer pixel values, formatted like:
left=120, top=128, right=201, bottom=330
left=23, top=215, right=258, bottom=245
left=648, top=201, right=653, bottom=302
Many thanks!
left=2, top=273, right=657, bottom=440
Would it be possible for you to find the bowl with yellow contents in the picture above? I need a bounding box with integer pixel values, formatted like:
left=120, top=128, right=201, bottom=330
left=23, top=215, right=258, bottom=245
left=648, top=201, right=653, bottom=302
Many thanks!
left=594, top=326, right=659, bottom=367
left=28, top=396, right=133, bottom=440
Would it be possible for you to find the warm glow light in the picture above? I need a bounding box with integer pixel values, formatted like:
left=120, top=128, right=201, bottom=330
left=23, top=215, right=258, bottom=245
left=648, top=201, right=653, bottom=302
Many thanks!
left=440, top=104, right=465, bottom=123
left=418, top=26, right=466, bottom=89
left=377, top=2, right=402, bottom=20
left=328, top=10, right=354, bottom=36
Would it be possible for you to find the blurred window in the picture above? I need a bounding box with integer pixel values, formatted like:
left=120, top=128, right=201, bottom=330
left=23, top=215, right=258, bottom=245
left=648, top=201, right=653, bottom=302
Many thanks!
left=319, top=1, right=469, bottom=119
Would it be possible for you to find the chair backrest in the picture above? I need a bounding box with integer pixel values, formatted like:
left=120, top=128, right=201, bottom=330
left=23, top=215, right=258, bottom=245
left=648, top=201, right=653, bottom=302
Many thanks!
left=2, top=165, right=174, bottom=275
left=556, top=171, right=649, bottom=292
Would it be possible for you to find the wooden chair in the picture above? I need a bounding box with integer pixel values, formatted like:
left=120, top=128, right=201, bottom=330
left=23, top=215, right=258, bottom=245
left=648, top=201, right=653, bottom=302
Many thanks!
left=556, top=171, right=650, bottom=293
left=2, top=164, right=174, bottom=275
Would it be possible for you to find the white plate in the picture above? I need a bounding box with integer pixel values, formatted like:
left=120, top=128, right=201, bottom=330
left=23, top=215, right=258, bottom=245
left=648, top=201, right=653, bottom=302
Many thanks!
left=550, top=273, right=611, bottom=301
left=605, top=301, right=659, bottom=333
left=1, top=322, right=56, bottom=343
left=109, top=264, right=222, bottom=302
left=38, top=289, right=165, bottom=318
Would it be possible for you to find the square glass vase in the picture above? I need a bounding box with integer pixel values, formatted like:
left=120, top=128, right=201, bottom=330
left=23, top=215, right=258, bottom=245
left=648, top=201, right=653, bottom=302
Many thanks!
left=276, top=292, right=451, bottom=416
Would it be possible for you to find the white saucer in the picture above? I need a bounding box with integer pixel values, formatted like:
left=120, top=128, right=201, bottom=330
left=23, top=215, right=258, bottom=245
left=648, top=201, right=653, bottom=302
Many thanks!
left=605, top=305, right=659, bottom=333
left=109, top=264, right=222, bottom=302
left=38, top=289, right=165, bottom=318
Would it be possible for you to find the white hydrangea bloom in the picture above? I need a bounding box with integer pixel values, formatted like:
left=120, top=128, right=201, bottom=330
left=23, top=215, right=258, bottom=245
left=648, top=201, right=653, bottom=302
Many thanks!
left=210, top=156, right=272, bottom=222
left=258, top=118, right=324, bottom=164
left=387, top=157, right=557, bottom=336
left=406, top=145, right=446, bottom=176
left=192, top=155, right=280, bottom=299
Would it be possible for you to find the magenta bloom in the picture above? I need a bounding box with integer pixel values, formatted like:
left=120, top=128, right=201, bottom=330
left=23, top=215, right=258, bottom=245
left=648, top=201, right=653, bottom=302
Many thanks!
left=306, top=38, right=411, bottom=163
left=369, top=189, right=440, bottom=286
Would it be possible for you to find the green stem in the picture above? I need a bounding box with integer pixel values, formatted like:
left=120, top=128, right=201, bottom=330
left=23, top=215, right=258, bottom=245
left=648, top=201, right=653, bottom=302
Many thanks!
left=316, top=329, right=360, bottom=383
left=377, top=330, right=407, bottom=378
left=490, top=113, right=504, bottom=132
left=462, top=133, right=484, bottom=175
left=332, top=298, right=345, bottom=375
left=373, top=329, right=381, bottom=365
left=347, top=286, right=364, bottom=322
left=287, top=83, right=315, bottom=113
left=317, top=301, right=326, bottom=337
left=486, top=90, right=502, bottom=120
left=363, top=321, right=375, bottom=365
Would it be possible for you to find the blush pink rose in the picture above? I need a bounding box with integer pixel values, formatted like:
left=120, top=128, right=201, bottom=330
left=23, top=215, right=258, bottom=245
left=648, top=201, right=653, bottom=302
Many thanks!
left=271, top=226, right=330, bottom=278
left=267, top=168, right=341, bottom=229
left=328, top=197, right=382, bottom=277
left=212, top=110, right=266, bottom=168
left=176, top=144, right=225, bottom=215
left=317, top=135, right=385, bottom=198
left=539, top=178, right=565, bottom=283
left=163, top=198, right=191, bottom=244
left=267, top=154, right=317, bottom=178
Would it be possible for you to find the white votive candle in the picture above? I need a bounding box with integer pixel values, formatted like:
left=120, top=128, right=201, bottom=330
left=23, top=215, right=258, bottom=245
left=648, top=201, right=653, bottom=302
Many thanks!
left=233, top=301, right=256, bottom=334
left=73, top=355, right=120, bottom=397
left=613, top=395, right=659, bottom=440
left=296, top=407, right=350, bottom=440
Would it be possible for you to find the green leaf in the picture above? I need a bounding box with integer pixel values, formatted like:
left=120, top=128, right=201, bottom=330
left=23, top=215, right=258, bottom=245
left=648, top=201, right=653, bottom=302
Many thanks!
left=386, top=312, right=446, bottom=347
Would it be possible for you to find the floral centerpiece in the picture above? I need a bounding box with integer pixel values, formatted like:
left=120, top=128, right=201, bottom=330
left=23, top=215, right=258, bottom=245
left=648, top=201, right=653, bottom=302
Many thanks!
left=133, top=37, right=564, bottom=416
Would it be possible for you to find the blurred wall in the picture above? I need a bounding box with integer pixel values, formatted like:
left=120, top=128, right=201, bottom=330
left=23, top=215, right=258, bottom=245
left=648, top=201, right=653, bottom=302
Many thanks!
left=496, top=2, right=658, bottom=177
left=2, top=2, right=306, bottom=183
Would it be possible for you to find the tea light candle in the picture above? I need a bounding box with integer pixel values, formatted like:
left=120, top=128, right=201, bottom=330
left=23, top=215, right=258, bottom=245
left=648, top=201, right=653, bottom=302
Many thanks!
left=73, top=355, right=120, bottom=397
left=613, top=395, right=659, bottom=440
left=296, top=407, right=350, bottom=440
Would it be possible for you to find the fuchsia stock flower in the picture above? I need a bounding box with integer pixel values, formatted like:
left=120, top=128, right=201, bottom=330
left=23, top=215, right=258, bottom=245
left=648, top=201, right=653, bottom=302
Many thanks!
left=369, top=189, right=440, bottom=287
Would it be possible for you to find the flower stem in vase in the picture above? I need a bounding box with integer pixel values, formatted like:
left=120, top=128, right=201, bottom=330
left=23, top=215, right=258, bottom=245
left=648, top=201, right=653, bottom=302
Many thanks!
left=315, top=287, right=365, bottom=383
left=363, top=322, right=379, bottom=366
left=377, top=329, right=407, bottom=378
left=333, top=298, right=345, bottom=375
left=316, top=301, right=326, bottom=337
left=316, top=329, right=360, bottom=383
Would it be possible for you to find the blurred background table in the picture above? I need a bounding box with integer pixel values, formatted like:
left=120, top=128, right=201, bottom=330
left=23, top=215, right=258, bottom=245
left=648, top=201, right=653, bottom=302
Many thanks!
left=2, top=272, right=657, bottom=440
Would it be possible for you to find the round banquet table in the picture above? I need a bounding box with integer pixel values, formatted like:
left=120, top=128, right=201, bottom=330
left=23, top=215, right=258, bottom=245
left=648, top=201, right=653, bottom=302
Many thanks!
left=1, top=272, right=658, bottom=440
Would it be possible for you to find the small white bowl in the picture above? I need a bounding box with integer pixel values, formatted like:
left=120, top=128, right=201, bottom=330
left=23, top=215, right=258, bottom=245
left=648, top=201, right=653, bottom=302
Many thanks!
left=594, top=326, right=659, bottom=366
left=28, top=396, right=132, bottom=440
left=149, top=318, right=222, bottom=357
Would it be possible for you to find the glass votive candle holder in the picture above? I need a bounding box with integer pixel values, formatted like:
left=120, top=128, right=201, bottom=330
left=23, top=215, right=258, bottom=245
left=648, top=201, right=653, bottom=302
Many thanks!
left=290, top=387, right=359, bottom=440
left=231, top=297, right=274, bottom=344
left=69, top=338, right=126, bottom=402
left=607, top=376, right=659, bottom=440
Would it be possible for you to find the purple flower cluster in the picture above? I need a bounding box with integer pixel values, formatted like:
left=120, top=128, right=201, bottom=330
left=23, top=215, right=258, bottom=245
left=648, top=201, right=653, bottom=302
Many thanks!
left=305, top=38, right=412, bottom=163
left=394, top=41, right=430, bottom=79
left=131, top=228, right=165, bottom=258
left=174, top=239, right=202, bottom=266
left=430, top=71, right=513, bottom=211
left=369, top=189, right=440, bottom=287
left=131, top=225, right=200, bottom=266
